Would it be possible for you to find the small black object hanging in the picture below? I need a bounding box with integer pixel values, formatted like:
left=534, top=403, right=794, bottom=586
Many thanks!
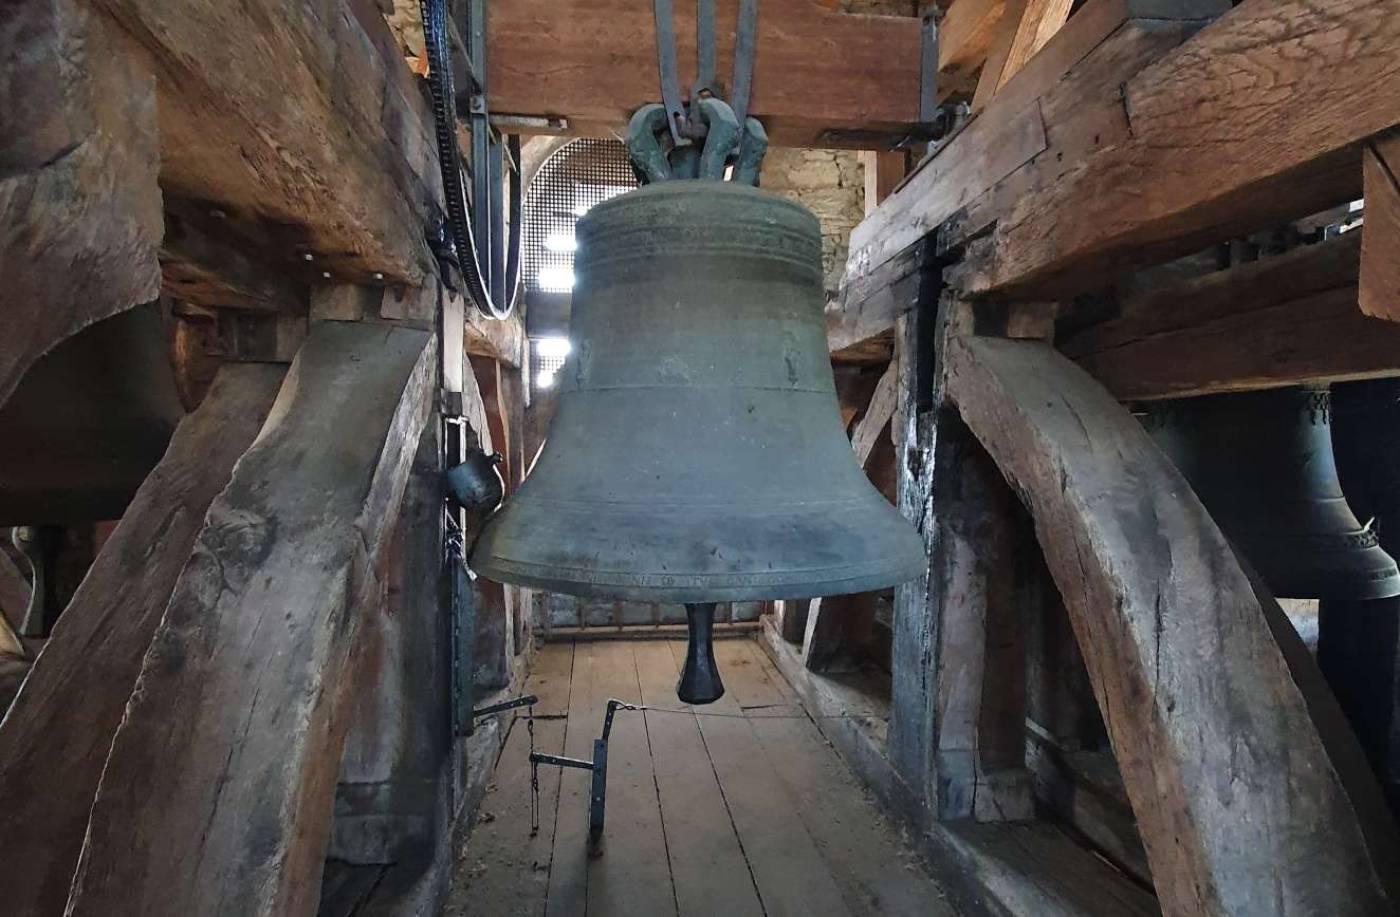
left=677, top=603, right=724, bottom=705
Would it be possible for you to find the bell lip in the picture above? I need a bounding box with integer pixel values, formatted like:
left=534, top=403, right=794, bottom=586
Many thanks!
left=468, top=552, right=926, bottom=604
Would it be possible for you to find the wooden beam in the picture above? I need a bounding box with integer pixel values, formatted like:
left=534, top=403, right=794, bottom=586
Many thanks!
left=971, top=0, right=1074, bottom=112
left=94, top=0, right=441, bottom=285
left=850, top=359, right=899, bottom=467
left=0, top=363, right=285, bottom=917
left=960, top=0, right=1400, bottom=300
left=486, top=0, right=924, bottom=148
left=1360, top=133, right=1400, bottom=322
left=66, top=321, right=435, bottom=917
left=463, top=295, right=526, bottom=369
left=944, top=333, right=1400, bottom=915
left=1063, top=231, right=1400, bottom=400
left=160, top=205, right=308, bottom=314
left=939, top=0, right=1006, bottom=94
left=830, top=240, right=934, bottom=362
left=861, top=150, right=910, bottom=217
left=0, top=0, right=161, bottom=408
left=838, top=0, right=1226, bottom=336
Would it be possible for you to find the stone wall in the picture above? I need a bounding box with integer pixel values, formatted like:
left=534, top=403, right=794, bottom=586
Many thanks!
left=761, top=148, right=866, bottom=298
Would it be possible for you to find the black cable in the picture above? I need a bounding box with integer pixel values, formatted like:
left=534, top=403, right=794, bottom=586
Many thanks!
left=419, top=0, right=521, bottom=320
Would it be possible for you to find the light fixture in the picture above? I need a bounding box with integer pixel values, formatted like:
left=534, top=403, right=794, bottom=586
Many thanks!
left=537, top=370, right=557, bottom=389
left=537, top=265, right=575, bottom=292
left=544, top=232, right=578, bottom=253
left=535, top=337, right=572, bottom=358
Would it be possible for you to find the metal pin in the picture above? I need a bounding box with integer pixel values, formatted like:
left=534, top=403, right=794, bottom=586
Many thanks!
left=321, top=271, right=332, bottom=279
left=302, top=252, right=315, bottom=262
left=373, top=272, right=385, bottom=281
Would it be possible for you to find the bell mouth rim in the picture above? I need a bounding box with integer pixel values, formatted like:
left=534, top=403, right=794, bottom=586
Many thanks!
left=470, top=553, right=925, bottom=605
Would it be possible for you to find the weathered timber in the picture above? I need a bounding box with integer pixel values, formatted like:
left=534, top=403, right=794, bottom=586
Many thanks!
left=160, top=204, right=308, bottom=313
left=1063, top=231, right=1400, bottom=400
left=850, top=359, right=899, bottom=469
left=1360, top=132, right=1400, bottom=322
left=463, top=296, right=526, bottom=369
left=960, top=0, right=1400, bottom=299
left=330, top=423, right=452, bottom=916
left=943, top=333, right=1400, bottom=915
left=0, top=363, right=285, bottom=917
left=66, top=322, right=435, bottom=917
left=837, top=0, right=1224, bottom=343
left=860, top=150, right=910, bottom=216
left=829, top=241, right=934, bottom=362
left=486, top=0, right=922, bottom=148
left=927, top=413, right=1033, bottom=821
left=93, top=0, right=440, bottom=284
left=0, top=0, right=161, bottom=408
left=887, top=297, right=939, bottom=815
left=939, top=0, right=1005, bottom=94
left=971, top=0, right=1074, bottom=112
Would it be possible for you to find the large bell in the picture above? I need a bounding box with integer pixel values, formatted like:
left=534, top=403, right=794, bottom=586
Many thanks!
left=471, top=180, right=925, bottom=701
left=1143, top=385, right=1400, bottom=601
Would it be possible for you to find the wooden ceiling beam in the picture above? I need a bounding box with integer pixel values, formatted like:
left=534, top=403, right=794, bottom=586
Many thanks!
left=1062, top=232, right=1400, bottom=401
left=485, top=0, right=925, bottom=148
left=959, top=0, right=1400, bottom=300
left=93, top=0, right=442, bottom=286
left=833, top=0, right=1221, bottom=356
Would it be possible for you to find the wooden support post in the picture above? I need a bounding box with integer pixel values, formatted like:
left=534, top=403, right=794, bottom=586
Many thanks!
left=0, top=363, right=286, bottom=917
left=777, top=599, right=811, bottom=645
left=944, top=333, right=1400, bottom=915
left=0, top=0, right=161, bottom=408
left=886, top=255, right=941, bottom=817
left=65, top=322, right=435, bottom=917
left=928, top=413, right=1033, bottom=821
left=330, top=423, right=453, bottom=910
left=861, top=150, right=910, bottom=217
left=1360, top=133, right=1400, bottom=322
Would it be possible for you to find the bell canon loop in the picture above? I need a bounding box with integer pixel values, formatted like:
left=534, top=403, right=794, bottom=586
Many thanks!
left=470, top=181, right=925, bottom=696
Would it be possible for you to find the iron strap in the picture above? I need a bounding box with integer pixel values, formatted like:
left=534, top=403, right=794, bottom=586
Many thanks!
left=652, top=0, right=688, bottom=146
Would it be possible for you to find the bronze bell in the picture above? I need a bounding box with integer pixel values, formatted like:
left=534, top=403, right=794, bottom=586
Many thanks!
left=471, top=180, right=925, bottom=702
left=1143, top=385, right=1400, bottom=601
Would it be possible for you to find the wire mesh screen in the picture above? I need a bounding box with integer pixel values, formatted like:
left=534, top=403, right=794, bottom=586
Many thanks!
left=523, top=138, right=638, bottom=294
left=531, top=341, right=568, bottom=388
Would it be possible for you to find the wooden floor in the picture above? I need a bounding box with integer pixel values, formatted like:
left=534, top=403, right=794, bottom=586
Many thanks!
left=447, top=637, right=957, bottom=917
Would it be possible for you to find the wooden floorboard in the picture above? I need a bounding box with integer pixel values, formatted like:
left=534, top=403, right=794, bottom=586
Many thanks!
left=673, top=640, right=853, bottom=917
left=636, top=641, right=765, bottom=917
left=583, top=642, right=676, bottom=917
left=448, top=643, right=575, bottom=916
left=545, top=641, right=598, bottom=916
left=452, top=636, right=959, bottom=917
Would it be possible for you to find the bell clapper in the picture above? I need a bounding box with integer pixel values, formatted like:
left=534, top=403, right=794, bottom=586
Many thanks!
left=677, top=602, right=725, bottom=705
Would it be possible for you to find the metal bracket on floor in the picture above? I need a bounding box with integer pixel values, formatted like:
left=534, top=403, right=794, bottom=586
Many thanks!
left=529, top=698, right=639, bottom=855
